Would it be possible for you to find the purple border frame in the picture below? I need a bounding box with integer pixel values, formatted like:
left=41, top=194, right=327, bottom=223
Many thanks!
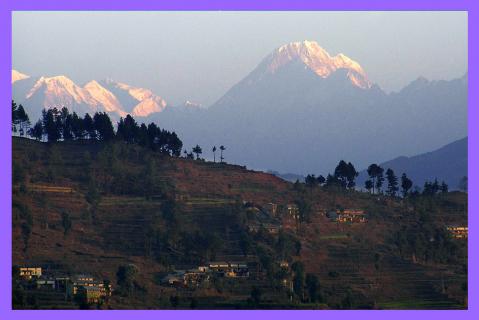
left=0, top=0, right=476, bottom=319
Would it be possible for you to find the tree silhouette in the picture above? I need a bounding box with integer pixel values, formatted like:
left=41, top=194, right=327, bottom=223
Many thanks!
left=192, top=145, right=202, bottom=160
left=440, top=181, right=449, bottom=193
left=117, top=114, right=139, bottom=143
left=386, top=168, right=399, bottom=197
left=346, top=162, right=358, bottom=189
left=401, top=173, right=413, bottom=197
left=42, top=108, right=61, bottom=142
left=317, top=175, right=326, bottom=186
left=29, top=120, right=43, bottom=141
left=93, top=112, right=115, bottom=141
left=305, top=273, right=320, bottom=303
left=458, top=176, right=468, bottom=192
left=83, top=113, right=95, bottom=140
left=305, top=174, right=318, bottom=198
left=212, top=146, right=217, bottom=163
left=219, top=145, right=226, bottom=163
left=71, top=112, right=84, bottom=139
left=367, top=164, right=384, bottom=194
left=365, top=180, right=373, bottom=193
left=333, top=160, right=358, bottom=190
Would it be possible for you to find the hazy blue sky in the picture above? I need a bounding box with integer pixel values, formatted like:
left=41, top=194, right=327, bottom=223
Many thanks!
left=13, top=11, right=467, bottom=106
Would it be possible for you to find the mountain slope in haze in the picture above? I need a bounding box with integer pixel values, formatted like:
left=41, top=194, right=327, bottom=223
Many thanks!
left=152, top=40, right=466, bottom=176
left=11, top=70, right=167, bottom=121
left=357, top=137, right=467, bottom=190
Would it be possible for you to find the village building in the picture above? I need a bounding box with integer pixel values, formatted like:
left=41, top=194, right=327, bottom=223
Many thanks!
left=336, top=209, right=367, bottom=223
left=19, top=267, right=42, bottom=280
left=248, top=223, right=281, bottom=234
left=198, top=265, right=209, bottom=273
left=71, top=274, right=111, bottom=300
left=287, top=204, right=300, bottom=218
left=162, top=272, right=185, bottom=287
left=77, top=286, right=104, bottom=304
left=264, top=203, right=278, bottom=217
left=36, top=276, right=56, bottom=290
left=447, top=226, right=468, bottom=239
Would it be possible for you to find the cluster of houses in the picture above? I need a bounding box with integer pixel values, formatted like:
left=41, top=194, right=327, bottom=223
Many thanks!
left=327, top=209, right=367, bottom=223
left=18, top=267, right=111, bottom=303
left=161, top=261, right=250, bottom=288
left=447, top=226, right=468, bottom=239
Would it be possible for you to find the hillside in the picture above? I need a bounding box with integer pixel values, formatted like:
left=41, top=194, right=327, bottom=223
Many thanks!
left=357, top=137, right=467, bottom=190
left=12, top=137, right=467, bottom=309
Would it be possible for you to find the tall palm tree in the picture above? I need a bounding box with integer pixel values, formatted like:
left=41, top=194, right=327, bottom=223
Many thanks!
left=212, top=146, right=217, bottom=163
left=219, top=145, right=226, bottom=163
left=192, top=145, right=202, bottom=160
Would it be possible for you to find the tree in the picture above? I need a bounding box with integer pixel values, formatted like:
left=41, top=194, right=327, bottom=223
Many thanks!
left=239, top=231, right=252, bottom=257
left=192, top=145, right=202, bottom=160
left=117, top=115, right=139, bottom=143
left=42, top=108, right=61, bottom=142
left=440, top=181, right=449, bottom=193
left=21, top=222, right=31, bottom=252
left=12, top=100, right=18, bottom=132
left=86, top=180, right=101, bottom=206
left=334, top=160, right=349, bottom=189
left=83, top=113, right=95, bottom=139
left=74, top=287, right=90, bottom=309
left=305, top=174, right=319, bottom=199
left=161, top=198, right=176, bottom=224
left=367, top=164, right=384, bottom=194
left=346, top=162, right=358, bottom=189
left=12, top=101, right=30, bottom=135
left=317, top=175, right=326, bottom=186
left=61, top=211, right=72, bottom=236
left=93, top=112, right=115, bottom=141
left=71, top=112, right=84, bottom=139
left=251, top=286, right=262, bottom=305
left=219, top=145, right=226, bottom=163
left=59, top=107, right=73, bottom=141
left=170, top=296, right=179, bottom=308
left=458, top=176, right=467, bottom=192
left=305, top=273, right=320, bottom=303
left=334, top=160, right=358, bottom=190
left=116, top=264, right=138, bottom=296
left=16, top=104, right=30, bottom=136
left=212, top=146, right=217, bottom=162
left=386, top=168, right=399, bottom=197
left=365, top=180, right=373, bottom=193
left=291, top=261, right=305, bottom=300
left=29, top=120, right=43, bottom=141
left=401, top=173, right=413, bottom=197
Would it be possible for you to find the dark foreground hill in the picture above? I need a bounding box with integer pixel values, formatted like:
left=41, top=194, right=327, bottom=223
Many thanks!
left=12, top=137, right=467, bottom=309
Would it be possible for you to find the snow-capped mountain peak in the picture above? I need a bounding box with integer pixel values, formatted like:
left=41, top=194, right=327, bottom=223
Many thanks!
left=12, top=70, right=30, bottom=84
left=26, top=75, right=98, bottom=106
left=264, top=40, right=371, bottom=89
left=102, top=79, right=167, bottom=116
left=83, top=80, right=127, bottom=117
left=12, top=72, right=168, bottom=119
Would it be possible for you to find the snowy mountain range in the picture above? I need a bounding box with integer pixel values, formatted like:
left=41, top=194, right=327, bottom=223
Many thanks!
left=12, top=40, right=468, bottom=176
left=12, top=73, right=168, bottom=121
